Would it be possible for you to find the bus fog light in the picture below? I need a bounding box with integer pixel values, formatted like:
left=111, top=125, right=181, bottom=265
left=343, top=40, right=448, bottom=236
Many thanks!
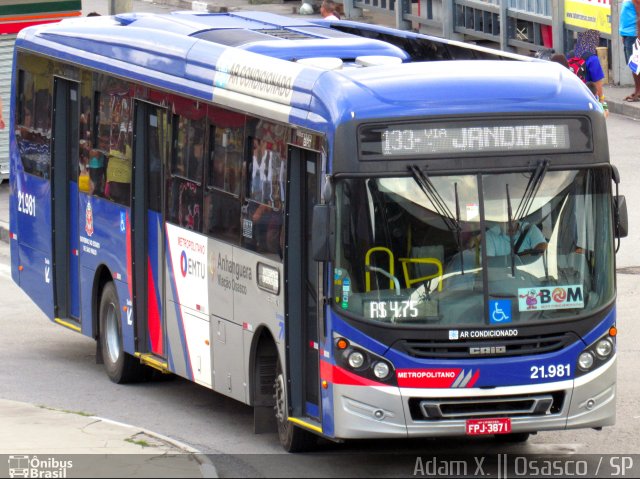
left=373, top=361, right=390, bottom=379
left=595, top=339, right=613, bottom=359
left=578, top=352, right=594, bottom=370
left=348, top=351, right=365, bottom=369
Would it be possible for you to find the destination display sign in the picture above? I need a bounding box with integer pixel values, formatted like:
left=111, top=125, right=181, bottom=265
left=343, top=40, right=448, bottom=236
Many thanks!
left=359, top=118, right=592, bottom=158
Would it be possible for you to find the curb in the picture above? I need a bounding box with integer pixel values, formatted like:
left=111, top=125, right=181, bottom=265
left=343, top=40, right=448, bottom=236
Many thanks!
left=87, top=415, right=219, bottom=478
left=608, top=100, right=640, bottom=121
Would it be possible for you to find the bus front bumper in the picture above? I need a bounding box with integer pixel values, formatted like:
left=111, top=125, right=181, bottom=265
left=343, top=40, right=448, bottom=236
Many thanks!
left=330, top=358, right=616, bottom=440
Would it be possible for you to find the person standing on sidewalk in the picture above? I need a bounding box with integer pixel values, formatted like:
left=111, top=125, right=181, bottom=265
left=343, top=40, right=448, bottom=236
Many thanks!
left=573, top=29, right=606, bottom=101
left=620, top=0, right=640, bottom=101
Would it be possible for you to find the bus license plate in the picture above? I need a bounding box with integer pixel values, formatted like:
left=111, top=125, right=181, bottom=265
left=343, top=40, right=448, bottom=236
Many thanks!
left=466, top=418, right=511, bottom=435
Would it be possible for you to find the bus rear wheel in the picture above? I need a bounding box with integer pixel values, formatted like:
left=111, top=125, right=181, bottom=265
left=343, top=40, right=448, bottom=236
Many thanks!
left=99, top=282, right=149, bottom=384
left=274, top=360, right=316, bottom=452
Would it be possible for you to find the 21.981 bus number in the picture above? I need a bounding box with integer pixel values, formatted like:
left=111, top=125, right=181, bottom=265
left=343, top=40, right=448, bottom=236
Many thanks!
left=530, top=363, right=570, bottom=379
left=18, top=191, right=37, bottom=217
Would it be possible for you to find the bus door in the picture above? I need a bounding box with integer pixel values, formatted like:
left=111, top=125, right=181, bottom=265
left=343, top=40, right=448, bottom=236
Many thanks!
left=286, top=147, right=323, bottom=421
left=132, top=101, right=167, bottom=357
left=52, top=77, right=80, bottom=322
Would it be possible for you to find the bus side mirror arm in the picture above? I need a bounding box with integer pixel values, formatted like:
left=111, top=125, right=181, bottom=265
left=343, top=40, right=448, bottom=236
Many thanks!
left=311, top=204, right=335, bottom=262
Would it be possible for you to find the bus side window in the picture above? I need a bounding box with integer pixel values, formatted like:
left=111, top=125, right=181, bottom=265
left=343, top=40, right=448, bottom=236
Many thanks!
left=95, top=82, right=133, bottom=206
left=204, top=123, right=242, bottom=243
left=15, top=68, right=52, bottom=179
left=166, top=115, right=204, bottom=232
left=79, top=88, right=101, bottom=195
left=241, top=121, right=287, bottom=258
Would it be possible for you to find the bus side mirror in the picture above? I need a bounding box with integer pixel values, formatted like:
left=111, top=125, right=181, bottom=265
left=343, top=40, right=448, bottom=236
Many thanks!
left=615, top=195, right=628, bottom=239
left=311, top=204, right=335, bottom=262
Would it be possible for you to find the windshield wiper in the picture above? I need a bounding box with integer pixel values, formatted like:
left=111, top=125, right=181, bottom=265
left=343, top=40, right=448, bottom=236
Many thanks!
left=506, top=184, right=516, bottom=276
left=506, top=159, right=549, bottom=276
left=409, top=165, right=464, bottom=273
left=514, top=159, right=550, bottom=221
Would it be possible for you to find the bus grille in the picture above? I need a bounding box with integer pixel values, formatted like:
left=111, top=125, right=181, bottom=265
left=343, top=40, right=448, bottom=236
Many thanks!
left=408, top=392, right=565, bottom=421
left=396, top=332, right=578, bottom=359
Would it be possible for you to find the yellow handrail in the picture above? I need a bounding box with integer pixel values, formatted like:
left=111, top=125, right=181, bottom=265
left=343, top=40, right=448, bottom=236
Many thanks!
left=399, top=257, right=443, bottom=291
left=365, top=247, right=395, bottom=292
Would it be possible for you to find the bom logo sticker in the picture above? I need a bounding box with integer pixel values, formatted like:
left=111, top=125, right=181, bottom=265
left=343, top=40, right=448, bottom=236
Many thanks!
left=518, top=285, right=584, bottom=311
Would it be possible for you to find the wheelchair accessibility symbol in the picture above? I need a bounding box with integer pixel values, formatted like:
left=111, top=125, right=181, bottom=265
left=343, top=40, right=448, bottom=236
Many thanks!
left=489, top=299, right=512, bottom=324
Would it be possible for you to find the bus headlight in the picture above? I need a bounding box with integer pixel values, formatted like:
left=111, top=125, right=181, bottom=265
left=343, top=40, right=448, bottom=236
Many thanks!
left=334, top=336, right=396, bottom=385
left=348, top=351, right=365, bottom=369
left=575, top=329, right=616, bottom=377
left=578, top=352, right=594, bottom=371
left=373, top=361, right=390, bottom=379
left=595, top=338, right=613, bottom=359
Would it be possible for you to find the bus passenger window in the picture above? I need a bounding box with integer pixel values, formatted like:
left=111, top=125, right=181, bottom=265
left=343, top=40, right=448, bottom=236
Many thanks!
left=95, top=83, right=132, bottom=205
left=172, top=116, right=205, bottom=184
left=204, top=124, right=242, bottom=243
left=15, top=69, right=52, bottom=179
left=167, top=177, right=203, bottom=232
left=242, top=121, right=288, bottom=258
left=78, top=91, right=98, bottom=195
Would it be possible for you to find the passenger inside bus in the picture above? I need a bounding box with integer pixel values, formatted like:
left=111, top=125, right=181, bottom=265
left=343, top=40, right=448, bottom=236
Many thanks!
left=481, top=220, right=548, bottom=256
left=87, top=146, right=105, bottom=196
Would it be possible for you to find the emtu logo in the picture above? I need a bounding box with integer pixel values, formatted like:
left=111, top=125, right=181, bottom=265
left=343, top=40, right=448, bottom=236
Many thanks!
left=180, top=250, right=206, bottom=279
left=180, top=251, right=188, bottom=277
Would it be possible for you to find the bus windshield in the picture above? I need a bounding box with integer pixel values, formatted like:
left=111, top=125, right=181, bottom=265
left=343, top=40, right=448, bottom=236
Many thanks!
left=333, top=167, right=615, bottom=326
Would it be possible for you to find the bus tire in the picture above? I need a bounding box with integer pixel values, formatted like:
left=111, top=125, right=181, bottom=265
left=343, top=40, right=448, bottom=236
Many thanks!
left=99, top=282, right=148, bottom=384
left=493, top=432, right=530, bottom=443
left=274, top=360, right=316, bottom=452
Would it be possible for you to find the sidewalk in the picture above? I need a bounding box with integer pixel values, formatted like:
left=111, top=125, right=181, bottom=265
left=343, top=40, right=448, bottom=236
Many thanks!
left=0, top=399, right=216, bottom=477
left=602, top=83, right=640, bottom=119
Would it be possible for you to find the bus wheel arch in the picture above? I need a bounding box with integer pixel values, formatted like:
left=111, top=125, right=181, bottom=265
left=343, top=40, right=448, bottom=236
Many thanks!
left=249, top=326, right=317, bottom=451
left=96, top=278, right=148, bottom=384
left=274, top=356, right=317, bottom=452
left=249, top=327, right=278, bottom=434
left=92, top=265, right=114, bottom=343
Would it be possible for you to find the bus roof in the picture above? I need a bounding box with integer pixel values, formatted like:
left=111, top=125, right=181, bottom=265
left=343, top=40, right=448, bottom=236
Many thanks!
left=16, top=11, right=599, bottom=132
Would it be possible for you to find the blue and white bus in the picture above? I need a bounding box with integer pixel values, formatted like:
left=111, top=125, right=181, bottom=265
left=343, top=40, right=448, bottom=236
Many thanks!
left=9, top=11, right=627, bottom=451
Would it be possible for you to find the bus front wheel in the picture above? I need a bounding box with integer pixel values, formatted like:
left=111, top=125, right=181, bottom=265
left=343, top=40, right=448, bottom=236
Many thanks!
left=99, top=282, right=148, bottom=384
left=274, top=360, right=316, bottom=452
